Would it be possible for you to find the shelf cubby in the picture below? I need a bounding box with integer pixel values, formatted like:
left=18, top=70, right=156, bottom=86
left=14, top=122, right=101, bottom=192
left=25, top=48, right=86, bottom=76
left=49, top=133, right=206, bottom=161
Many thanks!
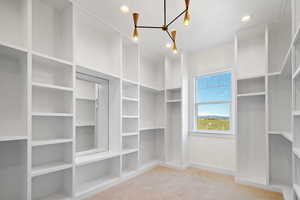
left=140, top=56, right=164, bottom=91
left=32, top=0, right=73, bottom=62
left=165, top=56, right=182, bottom=90
left=140, top=87, right=164, bottom=129
left=75, top=9, right=121, bottom=76
left=295, top=0, right=300, bottom=33
left=269, top=134, right=292, bottom=188
left=237, top=95, right=267, bottom=184
left=268, top=9, right=292, bottom=74
left=0, top=0, right=28, bottom=48
left=166, top=102, right=182, bottom=164
left=122, top=135, right=138, bottom=152
left=294, top=117, right=300, bottom=149
left=32, top=116, right=72, bottom=141
left=294, top=75, right=300, bottom=112
left=0, top=140, right=27, bottom=200
left=123, top=39, right=139, bottom=83
left=122, top=118, right=138, bottom=133
left=140, top=131, right=164, bottom=167
left=122, top=152, right=138, bottom=175
left=237, top=76, right=265, bottom=95
left=236, top=26, right=266, bottom=79
left=32, top=86, right=73, bottom=114
left=32, top=53, right=73, bottom=89
left=32, top=143, right=72, bottom=176
left=0, top=44, right=27, bottom=139
left=76, top=126, right=96, bottom=154
left=123, top=100, right=138, bottom=116
left=268, top=73, right=292, bottom=133
left=166, top=88, right=181, bottom=101
left=75, top=156, right=120, bottom=197
left=32, top=168, right=72, bottom=200
left=122, top=81, right=138, bottom=99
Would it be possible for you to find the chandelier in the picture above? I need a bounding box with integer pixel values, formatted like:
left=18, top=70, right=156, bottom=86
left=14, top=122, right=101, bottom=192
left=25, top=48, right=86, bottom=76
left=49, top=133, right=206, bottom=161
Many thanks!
left=132, top=0, right=191, bottom=54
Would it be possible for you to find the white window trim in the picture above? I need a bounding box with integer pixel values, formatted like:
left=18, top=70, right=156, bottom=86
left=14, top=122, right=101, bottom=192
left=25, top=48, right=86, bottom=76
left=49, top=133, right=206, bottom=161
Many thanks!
left=193, top=70, right=234, bottom=135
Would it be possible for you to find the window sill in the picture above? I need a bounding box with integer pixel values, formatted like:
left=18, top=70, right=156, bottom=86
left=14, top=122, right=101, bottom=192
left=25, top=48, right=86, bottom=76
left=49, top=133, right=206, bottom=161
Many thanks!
left=189, top=130, right=235, bottom=139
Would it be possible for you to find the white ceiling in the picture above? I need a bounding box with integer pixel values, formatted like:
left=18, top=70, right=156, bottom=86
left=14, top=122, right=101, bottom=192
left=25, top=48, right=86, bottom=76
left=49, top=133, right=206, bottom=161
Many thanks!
left=76, top=0, right=285, bottom=58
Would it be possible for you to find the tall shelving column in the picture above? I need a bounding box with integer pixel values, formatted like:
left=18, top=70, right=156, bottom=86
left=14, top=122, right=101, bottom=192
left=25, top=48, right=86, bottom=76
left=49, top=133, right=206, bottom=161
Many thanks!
left=121, top=38, right=140, bottom=177
left=267, top=0, right=293, bottom=198
left=292, top=0, right=300, bottom=199
left=235, top=25, right=268, bottom=186
left=139, top=55, right=165, bottom=169
left=30, top=0, right=75, bottom=199
left=164, top=54, right=188, bottom=169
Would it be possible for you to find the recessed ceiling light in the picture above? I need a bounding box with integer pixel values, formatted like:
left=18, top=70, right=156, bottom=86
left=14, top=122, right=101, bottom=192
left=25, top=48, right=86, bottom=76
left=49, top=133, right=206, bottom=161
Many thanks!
left=166, top=43, right=172, bottom=48
left=241, top=15, right=251, bottom=23
left=120, top=5, right=129, bottom=13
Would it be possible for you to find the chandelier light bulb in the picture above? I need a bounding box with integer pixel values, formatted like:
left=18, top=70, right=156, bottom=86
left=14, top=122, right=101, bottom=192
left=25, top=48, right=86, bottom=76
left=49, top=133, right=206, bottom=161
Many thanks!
left=132, top=28, right=139, bottom=41
left=172, top=42, right=178, bottom=54
left=183, top=11, right=190, bottom=26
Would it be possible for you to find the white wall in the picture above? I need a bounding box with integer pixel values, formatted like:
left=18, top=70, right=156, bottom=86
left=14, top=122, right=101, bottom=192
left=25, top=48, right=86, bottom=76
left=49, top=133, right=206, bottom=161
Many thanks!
left=187, top=42, right=236, bottom=173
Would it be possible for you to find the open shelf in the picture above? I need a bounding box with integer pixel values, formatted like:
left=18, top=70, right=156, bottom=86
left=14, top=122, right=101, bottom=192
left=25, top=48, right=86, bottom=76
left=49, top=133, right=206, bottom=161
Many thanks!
left=75, top=156, right=120, bottom=197
left=75, top=9, right=121, bottom=76
left=122, top=135, right=138, bottom=152
left=140, top=132, right=164, bottom=167
left=0, top=44, right=27, bottom=139
left=269, top=134, right=292, bottom=188
left=32, top=168, right=72, bottom=200
left=32, top=86, right=73, bottom=114
left=75, top=152, right=120, bottom=166
left=122, top=38, right=139, bottom=83
left=236, top=26, right=266, bottom=79
left=0, top=140, right=27, bottom=200
left=237, top=95, right=267, bottom=185
left=32, top=53, right=73, bottom=89
left=32, top=143, right=72, bottom=176
left=140, top=56, right=164, bottom=91
left=32, top=139, right=72, bottom=147
left=237, top=76, right=265, bottom=95
left=140, top=87, right=164, bottom=129
left=32, top=0, right=73, bottom=62
left=122, top=152, right=138, bottom=175
left=0, top=0, right=28, bottom=48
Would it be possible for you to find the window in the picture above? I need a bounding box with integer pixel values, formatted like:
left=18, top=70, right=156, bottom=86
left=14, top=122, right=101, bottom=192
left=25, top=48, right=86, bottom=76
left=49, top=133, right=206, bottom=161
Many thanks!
left=195, top=72, right=232, bottom=132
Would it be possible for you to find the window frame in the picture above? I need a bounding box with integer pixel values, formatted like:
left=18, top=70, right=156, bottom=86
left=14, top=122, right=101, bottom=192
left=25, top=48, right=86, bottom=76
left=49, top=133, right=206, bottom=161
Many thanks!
left=193, top=70, right=233, bottom=135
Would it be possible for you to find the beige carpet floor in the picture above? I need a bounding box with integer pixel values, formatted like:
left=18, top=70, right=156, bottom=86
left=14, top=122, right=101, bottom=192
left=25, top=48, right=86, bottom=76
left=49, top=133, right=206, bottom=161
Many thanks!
left=89, top=166, right=283, bottom=200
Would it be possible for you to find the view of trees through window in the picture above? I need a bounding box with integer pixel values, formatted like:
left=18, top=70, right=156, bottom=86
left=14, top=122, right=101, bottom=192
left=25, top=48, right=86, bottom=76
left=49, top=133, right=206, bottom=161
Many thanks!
left=195, top=72, right=232, bottom=131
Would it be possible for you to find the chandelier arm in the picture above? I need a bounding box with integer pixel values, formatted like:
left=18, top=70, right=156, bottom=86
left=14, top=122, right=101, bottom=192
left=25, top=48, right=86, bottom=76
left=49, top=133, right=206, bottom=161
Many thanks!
left=166, top=8, right=188, bottom=27
left=136, top=25, right=163, bottom=29
left=166, top=30, right=175, bottom=42
left=164, top=0, right=166, bottom=26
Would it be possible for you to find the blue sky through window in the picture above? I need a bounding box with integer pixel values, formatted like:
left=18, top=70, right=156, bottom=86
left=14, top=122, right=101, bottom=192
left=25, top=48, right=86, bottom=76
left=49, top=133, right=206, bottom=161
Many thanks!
left=196, top=73, right=231, bottom=117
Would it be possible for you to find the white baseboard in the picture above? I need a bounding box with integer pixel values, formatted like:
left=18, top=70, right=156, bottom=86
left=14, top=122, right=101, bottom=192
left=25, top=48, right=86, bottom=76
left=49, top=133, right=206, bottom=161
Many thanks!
left=235, top=177, right=281, bottom=193
left=189, top=162, right=235, bottom=176
left=160, top=162, right=188, bottom=170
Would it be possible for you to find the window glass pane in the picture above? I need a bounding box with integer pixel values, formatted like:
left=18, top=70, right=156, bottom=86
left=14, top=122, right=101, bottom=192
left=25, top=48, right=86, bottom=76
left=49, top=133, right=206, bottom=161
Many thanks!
left=196, top=103, right=230, bottom=131
left=196, top=73, right=232, bottom=103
